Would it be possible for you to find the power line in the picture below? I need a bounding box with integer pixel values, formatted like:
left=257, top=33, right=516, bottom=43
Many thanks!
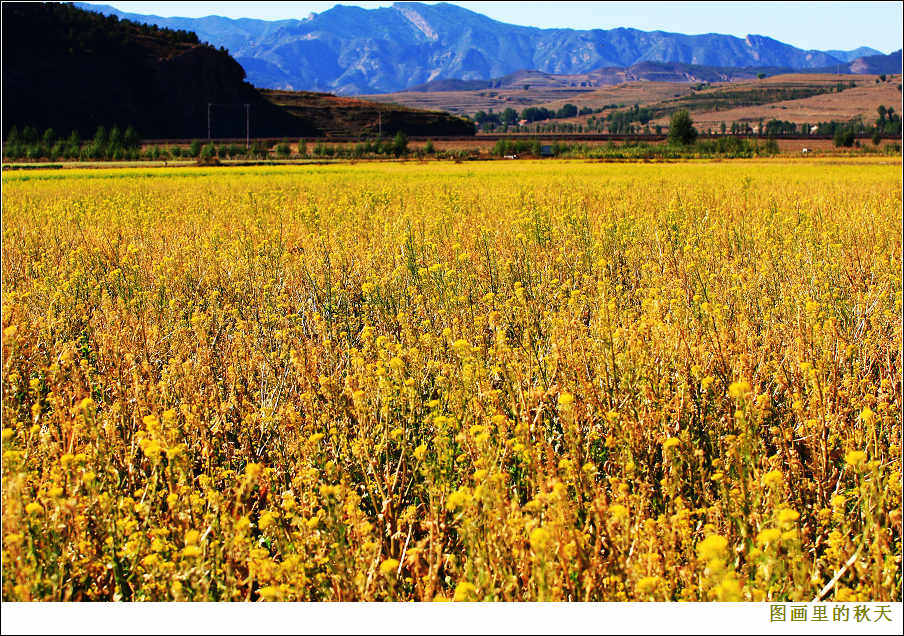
left=206, top=103, right=251, bottom=143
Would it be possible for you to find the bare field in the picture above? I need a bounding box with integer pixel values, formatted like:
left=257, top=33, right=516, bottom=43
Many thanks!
left=360, top=80, right=707, bottom=117
left=662, top=78, right=903, bottom=128
left=358, top=87, right=599, bottom=115
left=361, top=73, right=897, bottom=125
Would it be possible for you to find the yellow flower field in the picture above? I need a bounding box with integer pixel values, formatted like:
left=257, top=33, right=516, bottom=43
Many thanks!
left=1, top=159, right=901, bottom=601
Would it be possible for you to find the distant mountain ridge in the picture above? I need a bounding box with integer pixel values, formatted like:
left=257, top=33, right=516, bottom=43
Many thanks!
left=824, top=47, right=883, bottom=62
left=75, top=2, right=896, bottom=95
left=845, top=50, right=903, bottom=74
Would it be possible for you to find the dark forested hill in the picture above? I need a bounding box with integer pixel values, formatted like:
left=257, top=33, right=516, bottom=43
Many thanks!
left=1, top=2, right=318, bottom=138
left=2, top=3, right=474, bottom=139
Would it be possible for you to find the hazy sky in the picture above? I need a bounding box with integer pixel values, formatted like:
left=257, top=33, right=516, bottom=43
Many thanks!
left=84, top=1, right=903, bottom=53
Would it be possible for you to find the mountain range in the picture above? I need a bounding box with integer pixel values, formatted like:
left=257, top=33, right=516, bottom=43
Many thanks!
left=75, top=2, right=897, bottom=95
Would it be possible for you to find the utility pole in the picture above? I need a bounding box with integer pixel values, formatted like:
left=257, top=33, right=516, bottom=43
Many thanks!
left=245, top=104, right=250, bottom=149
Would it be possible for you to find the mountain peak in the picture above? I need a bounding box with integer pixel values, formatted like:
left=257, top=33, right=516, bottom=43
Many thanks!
left=393, top=3, right=438, bottom=41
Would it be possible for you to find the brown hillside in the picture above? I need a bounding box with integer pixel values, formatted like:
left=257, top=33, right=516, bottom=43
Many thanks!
left=261, top=90, right=475, bottom=137
left=537, top=74, right=902, bottom=130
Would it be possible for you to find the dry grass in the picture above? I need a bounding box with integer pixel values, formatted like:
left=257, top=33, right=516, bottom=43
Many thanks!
left=360, top=87, right=599, bottom=116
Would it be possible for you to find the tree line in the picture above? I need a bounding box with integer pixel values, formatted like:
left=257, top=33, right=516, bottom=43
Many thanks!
left=1, top=128, right=424, bottom=163
left=3, top=125, right=141, bottom=160
left=473, top=103, right=603, bottom=129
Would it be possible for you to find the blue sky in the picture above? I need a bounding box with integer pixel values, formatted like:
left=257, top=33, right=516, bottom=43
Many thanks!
left=84, top=1, right=903, bottom=53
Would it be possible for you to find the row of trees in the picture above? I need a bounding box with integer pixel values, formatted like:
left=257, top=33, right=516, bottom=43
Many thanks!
left=474, top=103, right=602, bottom=129
left=501, top=121, right=650, bottom=134
left=195, top=133, right=417, bottom=162
left=665, top=109, right=896, bottom=153
left=874, top=105, right=901, bottom=136
left=488, top=138, right=782, bottom=160
left=277, top=133, right=412, bottom=159
left=829, top=106, right=902, bottom=147
left=597, top=104, right=656, bottom=134
left=2, top=128, right=418, bottom=162
left=478, top=103, right=903, bottom=141
left=3, top=125, right=141, bottom=160
left=489, top=111, right=766, bottom=155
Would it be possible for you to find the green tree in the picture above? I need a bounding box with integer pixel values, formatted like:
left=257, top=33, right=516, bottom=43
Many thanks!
left=66, top=130, right=81, bottom=157
left=109, top=126, right=123, bottom=151
left=424, top=139, right=435, bottom=155
left=392, top=131, right=408, bottom=156
left=833, top=127, right=854, bottom=147
left=123, top=126, right=140, bottom=149
left=93, top=125, right=108, bottom=147
left=189, top=139, right=201, bottom=157
left=556, top=103, right=578, bottom=119
left=22, top=125, right=38, bottom=144
left=3, top=126, right=22, bottom=159
left=667, top=110, right=698, bottom=145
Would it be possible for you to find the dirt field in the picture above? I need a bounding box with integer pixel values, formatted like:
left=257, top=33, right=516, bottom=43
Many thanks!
left=662, top=77, right=903, bottom=128
left=362, top=73, right=899, bottom=123
left=359, top=86, right=599, bottom=115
